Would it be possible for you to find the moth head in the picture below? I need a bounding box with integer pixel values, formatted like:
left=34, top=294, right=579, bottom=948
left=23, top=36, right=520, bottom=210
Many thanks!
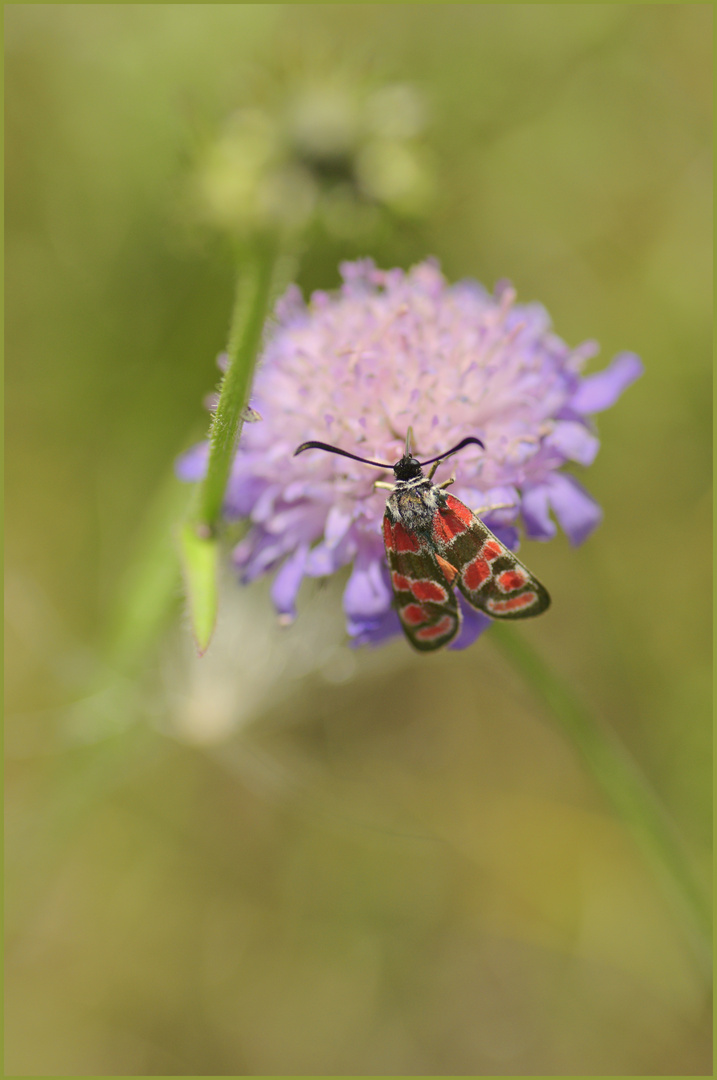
left=392, top=455, right=424, bottom=482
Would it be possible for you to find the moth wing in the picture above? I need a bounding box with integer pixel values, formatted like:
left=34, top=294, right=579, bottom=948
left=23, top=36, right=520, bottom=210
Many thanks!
left=432, top=494, right=551, bottom=620
left=382, top=512, right=461, bottom=652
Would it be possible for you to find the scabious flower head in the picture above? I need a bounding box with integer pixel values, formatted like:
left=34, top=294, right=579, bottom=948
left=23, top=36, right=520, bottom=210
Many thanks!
left=178, top=259, right=642, bottom=648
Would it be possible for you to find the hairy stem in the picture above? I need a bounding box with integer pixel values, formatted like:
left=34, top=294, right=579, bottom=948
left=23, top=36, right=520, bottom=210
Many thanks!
left=197, top=238, right=279, bottom=532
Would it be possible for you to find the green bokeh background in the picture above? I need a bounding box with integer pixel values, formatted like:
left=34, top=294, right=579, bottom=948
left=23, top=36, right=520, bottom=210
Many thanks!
left=6, top=5, right=711, bottom=1075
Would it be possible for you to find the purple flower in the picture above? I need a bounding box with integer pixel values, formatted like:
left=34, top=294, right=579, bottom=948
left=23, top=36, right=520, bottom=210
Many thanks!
left=178, top=259, right=642, bottom=647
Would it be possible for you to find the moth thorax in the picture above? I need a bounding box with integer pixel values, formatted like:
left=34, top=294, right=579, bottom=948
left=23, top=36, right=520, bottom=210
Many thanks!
left=393, top=455, right=424, bottom=482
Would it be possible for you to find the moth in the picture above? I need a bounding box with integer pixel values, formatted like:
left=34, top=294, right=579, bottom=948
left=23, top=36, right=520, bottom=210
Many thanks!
left=294, top=431, right=550, bottom=651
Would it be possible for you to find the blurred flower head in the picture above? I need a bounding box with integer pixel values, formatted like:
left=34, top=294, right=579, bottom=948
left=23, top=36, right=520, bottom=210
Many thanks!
left=179, top=259, right=643, bottom=648
left=191, top=76, right=434, bottom=238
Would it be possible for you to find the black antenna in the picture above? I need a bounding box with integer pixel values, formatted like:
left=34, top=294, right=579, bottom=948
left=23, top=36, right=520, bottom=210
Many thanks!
left=294, top=441, right=393, bottom=469
left=294, top=434, right=485, bottom=469
left=416, top=435, right=484, bottom=467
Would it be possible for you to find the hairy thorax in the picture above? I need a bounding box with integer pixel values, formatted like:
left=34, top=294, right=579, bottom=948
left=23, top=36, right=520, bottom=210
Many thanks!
left=386, top=477, right=447, bottom=537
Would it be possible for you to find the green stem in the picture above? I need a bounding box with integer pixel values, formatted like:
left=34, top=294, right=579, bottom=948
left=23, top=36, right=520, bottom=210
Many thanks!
left=197, top=237, right=279, bottom=533
left=490, top=623, right=711, bottom=977
left=179, top=238, right=283, bottom=654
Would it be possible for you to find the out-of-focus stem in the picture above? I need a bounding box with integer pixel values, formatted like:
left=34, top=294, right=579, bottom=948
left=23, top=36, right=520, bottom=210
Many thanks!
left=490, top=622, right=711, bottom=979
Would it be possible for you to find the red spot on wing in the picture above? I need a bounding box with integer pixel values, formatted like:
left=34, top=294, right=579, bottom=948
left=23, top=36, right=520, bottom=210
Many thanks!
left=416, top=615, right=455, bottom=641
left=410, top=579, right=448, bottom=603
left=482, top=540, right=503, bottom=562
left=498, top=569, right=527, bottom=592
left=402, top=603, right=428, bottom=626
left=488, top=592, right=537, bottom=614
left=391, top=571, right=411, bottom=592
left=383, top=517, right=393, bottom=549
left=463, top=557, right=491, bottom=591
left=433, top=509, right=471, bottom=545
left=391, top=521, right=421, bottom=553
left=444, top=495, right=474, bottom=526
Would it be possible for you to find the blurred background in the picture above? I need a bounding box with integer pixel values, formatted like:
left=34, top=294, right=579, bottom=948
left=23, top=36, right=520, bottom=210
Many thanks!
left=5, top=5, right=711, bottom=1075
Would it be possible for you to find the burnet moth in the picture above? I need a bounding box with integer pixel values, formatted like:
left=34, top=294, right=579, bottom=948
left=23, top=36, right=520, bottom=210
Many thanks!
left=294, top=430, right=550, bottom=652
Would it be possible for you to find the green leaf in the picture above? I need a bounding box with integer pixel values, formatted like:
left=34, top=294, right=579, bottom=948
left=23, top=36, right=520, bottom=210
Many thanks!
left=178, top=521, right=219, bottom=656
